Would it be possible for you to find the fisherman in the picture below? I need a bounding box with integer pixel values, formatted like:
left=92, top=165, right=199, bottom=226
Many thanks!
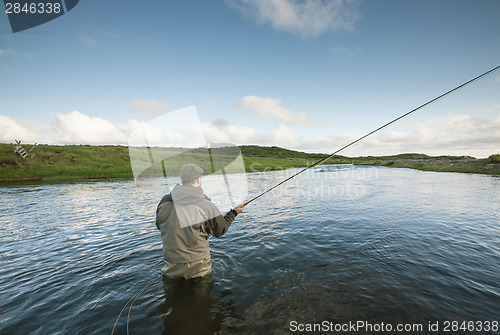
left=155, top=163, right=245, bottom=279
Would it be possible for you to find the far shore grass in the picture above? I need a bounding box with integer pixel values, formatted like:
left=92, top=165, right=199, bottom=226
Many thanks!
left=1, top=143, right=499, bottom=183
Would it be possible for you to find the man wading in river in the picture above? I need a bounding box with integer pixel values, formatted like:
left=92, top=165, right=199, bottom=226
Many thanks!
left=155, top=163, right=245, bottom=279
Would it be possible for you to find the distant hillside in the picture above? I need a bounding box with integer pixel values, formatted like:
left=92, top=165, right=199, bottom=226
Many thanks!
left=0, top=143, right=498, bottom=182
left=353, top=153, right=500, bottom=175
left=240, top=145, right=333, bottom=160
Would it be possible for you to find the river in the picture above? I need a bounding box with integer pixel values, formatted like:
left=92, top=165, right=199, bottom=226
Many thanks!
left=1, top=165, right=499, bottom=334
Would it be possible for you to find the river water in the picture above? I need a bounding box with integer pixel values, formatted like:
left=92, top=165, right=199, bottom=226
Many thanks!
left=1, top=165, right=499, bottom=334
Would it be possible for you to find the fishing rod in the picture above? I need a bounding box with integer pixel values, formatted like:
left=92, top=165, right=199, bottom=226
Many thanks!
left=243, top=65, right=500, bottom=206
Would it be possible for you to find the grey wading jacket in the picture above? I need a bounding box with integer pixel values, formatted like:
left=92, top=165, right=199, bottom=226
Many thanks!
left=155, top=184, right=238, bottom=264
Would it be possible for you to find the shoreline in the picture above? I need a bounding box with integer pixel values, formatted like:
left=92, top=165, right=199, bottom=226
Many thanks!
left=1, top=144, right=499, bottom=183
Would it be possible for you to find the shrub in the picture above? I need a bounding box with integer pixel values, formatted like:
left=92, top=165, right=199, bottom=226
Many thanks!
left=0, top=156, right=19, bottom=165
left=489, top=154, right=500, bottom=163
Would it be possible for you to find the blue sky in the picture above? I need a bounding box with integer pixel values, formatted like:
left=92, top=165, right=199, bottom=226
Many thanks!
left=1, top=0, right=499, bottom=157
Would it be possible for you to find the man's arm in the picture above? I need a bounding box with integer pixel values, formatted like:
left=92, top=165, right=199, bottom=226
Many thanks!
left=205, top=204, right=245, bottom=238
left=155, top=194, right=172, bottom=229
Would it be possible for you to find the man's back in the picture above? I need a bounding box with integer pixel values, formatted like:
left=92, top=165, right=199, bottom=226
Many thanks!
left=156, top=181, right=241, bottom=279
left=156, top=184, right=225, bottom=264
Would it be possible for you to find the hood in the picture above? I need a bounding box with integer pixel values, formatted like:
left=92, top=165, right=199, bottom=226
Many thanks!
left=170, top=184, right=205, bottom=205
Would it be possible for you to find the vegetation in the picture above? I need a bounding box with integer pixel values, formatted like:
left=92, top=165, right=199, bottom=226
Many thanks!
left=1, top=144, right=133, bottom=182
left=1, top=143, right=499, bottom=183
left=489, top=154, right=500, bottom=164
left=239, top=145, right=348, bottom=172
left=355, top=154, right=500, bottom=175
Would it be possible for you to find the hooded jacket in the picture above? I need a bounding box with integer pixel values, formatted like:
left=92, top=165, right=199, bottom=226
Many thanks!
left=155, top=184, right=237, bottom=264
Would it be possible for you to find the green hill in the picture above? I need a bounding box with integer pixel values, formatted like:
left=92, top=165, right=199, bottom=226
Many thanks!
left=1, top=144, right=133, bottom=182
left=0, top=143, right=499, bottom=183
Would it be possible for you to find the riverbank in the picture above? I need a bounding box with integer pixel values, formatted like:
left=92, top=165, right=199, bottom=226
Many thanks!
left=352, top=153, right=500, bottom=175
left=1, top=143, right=499, bottom=182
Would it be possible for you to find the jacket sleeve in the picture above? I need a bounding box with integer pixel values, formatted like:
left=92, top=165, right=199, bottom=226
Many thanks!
left=204, top=209, right=238, bottom=238
left=155, top=194, right=172, bottom=230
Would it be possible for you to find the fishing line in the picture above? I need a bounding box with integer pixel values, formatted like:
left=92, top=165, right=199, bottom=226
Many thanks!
left=244, top=65, right=500, bottom=206
left=111, top=277, right=158, bottom=335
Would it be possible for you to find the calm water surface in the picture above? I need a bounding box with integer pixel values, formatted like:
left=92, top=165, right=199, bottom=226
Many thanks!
left=0, top=166, right=499, bottom=334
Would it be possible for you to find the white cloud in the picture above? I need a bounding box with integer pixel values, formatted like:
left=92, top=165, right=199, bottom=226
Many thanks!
left=128, top=106, right=210, bottom=148
left=271, top=123, right=301, bottom=143
left=298, top=114, right=500, bottom=158
left=119, top=119, right=143, bottom=138
left=77, top=34, right=96, bottom=48
left=495, top=74, right=500, bottom=83
left=227, top=0, right=360, bottom=37
left=0, top=115, right=38, bottom=143
left=411, top=114, right=500, bottom=154
left=130, top=100, right=169, bottom=120
left=52, top=111, right=127, bottom=144
left=1, top=111, right=206, bottom=147
left=234, top=95, right=314, bottom=126
left=2, top=111, right=498, bottom=158
left=123, top=118, right=189, bottom=147
left=202, top=118, right=301, bottom=147
left=202, top=120, right=264, bottom=144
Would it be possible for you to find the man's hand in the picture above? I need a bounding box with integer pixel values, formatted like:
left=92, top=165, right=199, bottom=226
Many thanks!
left=233, top=204, right=246, bottom=214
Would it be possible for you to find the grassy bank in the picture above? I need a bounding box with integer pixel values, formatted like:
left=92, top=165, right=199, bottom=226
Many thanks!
left=0, top=144, right=332, bottom=182
left=352, top=153, right=500, bottom=175
left=0, top=144, right=133, bottom=182
left=1, top=143, right=499, bottom=182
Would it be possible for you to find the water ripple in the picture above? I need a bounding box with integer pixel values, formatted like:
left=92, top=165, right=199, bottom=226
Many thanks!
left=1, top=170, right=499, bottom=334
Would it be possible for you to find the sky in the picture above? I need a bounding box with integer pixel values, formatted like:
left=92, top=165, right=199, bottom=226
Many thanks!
left=1, top=0, right=499, bottom=158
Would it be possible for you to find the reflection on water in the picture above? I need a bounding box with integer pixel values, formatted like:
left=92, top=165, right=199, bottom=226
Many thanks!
left=155, top=276, right=243, bottom=335
left=0, top=166, right=499, bottom=334
left=159, top=276, right=218, bottom=334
